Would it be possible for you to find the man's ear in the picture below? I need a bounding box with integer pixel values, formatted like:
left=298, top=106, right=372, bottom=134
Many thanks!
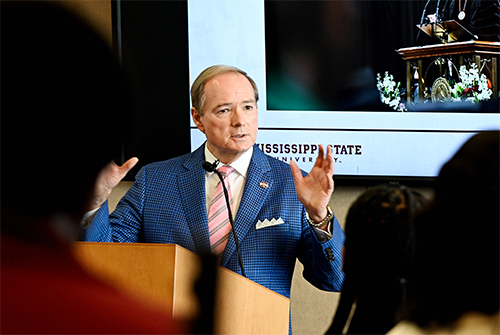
left=191, top=107, right=205, bottom=133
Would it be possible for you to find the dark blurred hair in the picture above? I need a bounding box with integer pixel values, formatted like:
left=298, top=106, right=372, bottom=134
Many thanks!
left=1, top=1, right=129, bottom=218
left=408, top=131, right=500, bottom=327
left=327, top=185, right=427, bottom=334
left=343, top=185, right=427, bottom=281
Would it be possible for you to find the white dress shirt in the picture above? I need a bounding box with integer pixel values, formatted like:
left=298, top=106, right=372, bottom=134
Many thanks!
left=203, top=145, right=253, bottom=219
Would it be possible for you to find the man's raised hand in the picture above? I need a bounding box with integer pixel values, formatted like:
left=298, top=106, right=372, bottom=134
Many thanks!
left=290, top=144, right=334, bottom=223
left=87, top=157, right=139, bottom=211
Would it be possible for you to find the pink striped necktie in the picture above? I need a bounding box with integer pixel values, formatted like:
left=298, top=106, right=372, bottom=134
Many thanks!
left=208, top=165, right=234, bottom=257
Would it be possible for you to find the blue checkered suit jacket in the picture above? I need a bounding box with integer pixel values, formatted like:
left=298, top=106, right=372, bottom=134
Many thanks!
left=83, top=143, right=345, bottom=299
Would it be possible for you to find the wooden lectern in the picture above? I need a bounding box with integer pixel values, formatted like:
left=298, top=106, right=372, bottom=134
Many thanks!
left=73, top=242, right=289, bottom=334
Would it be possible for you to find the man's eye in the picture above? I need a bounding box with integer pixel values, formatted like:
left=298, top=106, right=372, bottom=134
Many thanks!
left=244, top=105, right=254, bottom=110
left=217, top=108, right=229, bottom=114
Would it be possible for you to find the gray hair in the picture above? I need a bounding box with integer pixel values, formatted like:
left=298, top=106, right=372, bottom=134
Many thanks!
left=191, top=65, right=259, bottom=115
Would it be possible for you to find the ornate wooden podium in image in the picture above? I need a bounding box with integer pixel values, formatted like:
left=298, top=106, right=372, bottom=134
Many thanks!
left=397, top=21, right=500, bottom=103
left=73, top=242, right=289, bottom=334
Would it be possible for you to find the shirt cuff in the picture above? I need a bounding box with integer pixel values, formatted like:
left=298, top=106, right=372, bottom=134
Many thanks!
left=312, top=219, right=333, bottom=242
left=80, top=207, right=100, bottom=228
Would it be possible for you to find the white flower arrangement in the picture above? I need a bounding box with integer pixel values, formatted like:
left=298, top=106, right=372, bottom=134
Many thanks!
left=376, top=72, right=407, bottom=112
left=451, top=63, right=492, bottom=103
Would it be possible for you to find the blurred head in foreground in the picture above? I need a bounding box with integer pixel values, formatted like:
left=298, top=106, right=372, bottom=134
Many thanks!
left=328, top=185, right=427, bottom=334
left=408, top=131, right=500, bottom=330
left=1, top=3, right=189, bottom=334
left=2, top=1, right=128, bottom=240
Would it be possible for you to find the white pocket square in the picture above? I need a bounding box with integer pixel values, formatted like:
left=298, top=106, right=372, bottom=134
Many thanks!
left=256, top=217, right=285, bottom=230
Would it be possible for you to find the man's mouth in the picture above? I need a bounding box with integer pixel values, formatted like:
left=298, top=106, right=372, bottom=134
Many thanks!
left=234, top=134, right=245, bottom=138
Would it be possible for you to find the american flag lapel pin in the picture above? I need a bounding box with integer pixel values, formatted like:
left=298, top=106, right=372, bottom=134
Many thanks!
left=259, top=181, right=269, bottom=188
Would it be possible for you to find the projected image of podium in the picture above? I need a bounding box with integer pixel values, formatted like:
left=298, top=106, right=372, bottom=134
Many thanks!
left=397, top=19, right=499, bottom=105
left=73, top=242, right=289, bottom=334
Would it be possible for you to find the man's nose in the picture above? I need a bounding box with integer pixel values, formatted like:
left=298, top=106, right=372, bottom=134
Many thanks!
left=231, top=107, right=247, bottom=127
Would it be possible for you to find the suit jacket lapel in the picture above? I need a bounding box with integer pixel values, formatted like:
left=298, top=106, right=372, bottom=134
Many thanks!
left=178, top=144, right=212, bottom=254
left=221, top=146, right=272, bottom=267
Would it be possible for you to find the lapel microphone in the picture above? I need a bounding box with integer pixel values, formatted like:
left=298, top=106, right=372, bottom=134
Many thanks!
left=202, top=159, right=219, bottom=173
left=202, top=159, right=246, bottom=278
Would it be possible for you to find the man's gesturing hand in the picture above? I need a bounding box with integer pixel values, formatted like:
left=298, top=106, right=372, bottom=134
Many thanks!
left=290, top=144, right=334, bottom=224
left=87, top=157, right=139, bottom=211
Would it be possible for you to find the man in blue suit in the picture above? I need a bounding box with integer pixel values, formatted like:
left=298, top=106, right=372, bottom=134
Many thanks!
left=83, top=65, right=344, bottom=315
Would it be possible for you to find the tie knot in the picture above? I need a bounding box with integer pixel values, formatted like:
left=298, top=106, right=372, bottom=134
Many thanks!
left=218, top=165, right=234, bottom=178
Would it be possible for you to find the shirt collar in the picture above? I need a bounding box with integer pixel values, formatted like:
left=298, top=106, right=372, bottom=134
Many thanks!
left=204, top=144, right=253, bottom=178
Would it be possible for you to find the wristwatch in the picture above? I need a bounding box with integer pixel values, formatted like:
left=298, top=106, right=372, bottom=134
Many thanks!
left=306, top=205, right=333, bottom=228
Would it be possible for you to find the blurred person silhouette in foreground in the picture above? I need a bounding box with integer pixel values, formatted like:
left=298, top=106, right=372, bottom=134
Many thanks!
left=326, top=185, right=427, bottom=334
left=388, top=130, right=500, bottom=335
left=1, top=2, right=187, bottom=333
